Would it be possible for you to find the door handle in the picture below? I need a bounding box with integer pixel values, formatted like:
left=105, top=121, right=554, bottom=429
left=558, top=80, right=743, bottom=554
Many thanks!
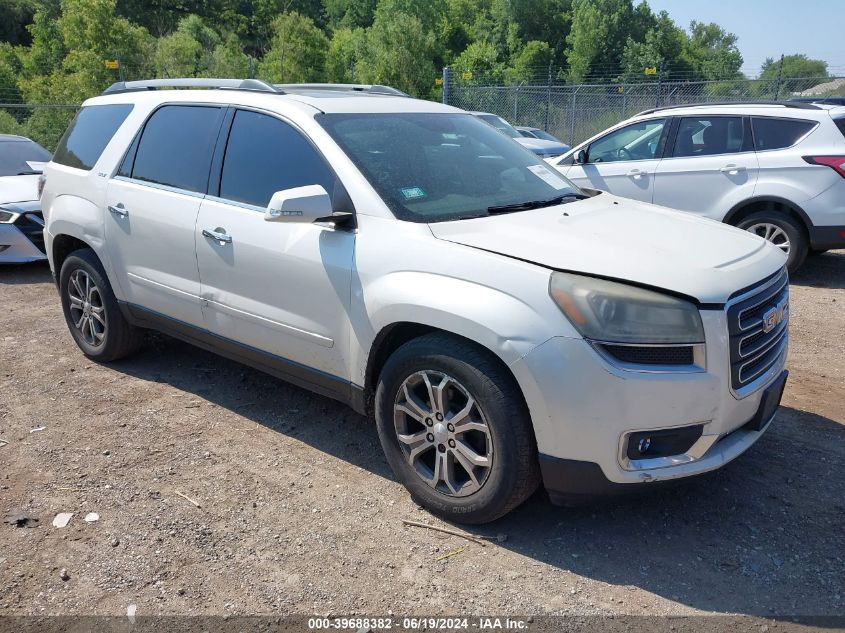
left=627, top=169, right=644, bottom=179
left=108, top=203, right=128, bottom=218
left=720, top=164, right=746, bottom=174
left=202, top=228, right=232, bottom=244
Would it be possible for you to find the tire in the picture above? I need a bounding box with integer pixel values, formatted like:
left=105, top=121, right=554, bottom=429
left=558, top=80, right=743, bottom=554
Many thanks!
left=737, top=211, right=808, bottom=273
left=59, top=248, right=141, bottom=362
left=375, top=333, right=540, bottom=524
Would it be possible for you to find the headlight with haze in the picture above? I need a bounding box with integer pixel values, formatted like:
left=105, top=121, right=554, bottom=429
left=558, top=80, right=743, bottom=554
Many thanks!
left=549, top=272, right=704, bottom=344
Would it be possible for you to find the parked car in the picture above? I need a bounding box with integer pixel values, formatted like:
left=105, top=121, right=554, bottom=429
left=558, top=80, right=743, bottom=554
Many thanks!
left=547, top=102, right=845, bottom=272
left=517, top=125, right=570, bottom=148
left=471, top=112, right=569, bottom=158
left=0, top=134, right=51, bottom=263
left=43, top=79, right=789, bottom=524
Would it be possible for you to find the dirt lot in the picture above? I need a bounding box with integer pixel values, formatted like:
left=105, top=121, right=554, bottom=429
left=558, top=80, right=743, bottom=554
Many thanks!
left=1, top=252, right=843, bottom=621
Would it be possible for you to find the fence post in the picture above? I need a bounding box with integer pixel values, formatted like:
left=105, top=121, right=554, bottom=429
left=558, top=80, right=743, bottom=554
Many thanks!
left=655, top=59, right=665, bottom=108
left=773, top=54, right=784, bottom=101
left=545, top=62, right=553, bottom=131
left=442, top=67, right=451, bottom=105
left=569, top=86, right=580, bottom=145
left=248, top=56, right=254, bottom=79
left=514, top=82, right=521, bottom=120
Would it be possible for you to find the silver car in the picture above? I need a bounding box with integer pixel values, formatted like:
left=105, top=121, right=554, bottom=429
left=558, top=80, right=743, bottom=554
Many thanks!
left=0, top=134, right=51, bottom=263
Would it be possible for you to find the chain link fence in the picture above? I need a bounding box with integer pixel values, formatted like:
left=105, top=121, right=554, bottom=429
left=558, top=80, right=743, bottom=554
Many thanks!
left=443, top=72, right=845, bottom=146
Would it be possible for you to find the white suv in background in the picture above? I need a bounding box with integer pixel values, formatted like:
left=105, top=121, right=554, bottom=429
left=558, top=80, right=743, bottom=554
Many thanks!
left=548, top=103, right=845, bottom=272
left=42, top=79, right=789, bottom=523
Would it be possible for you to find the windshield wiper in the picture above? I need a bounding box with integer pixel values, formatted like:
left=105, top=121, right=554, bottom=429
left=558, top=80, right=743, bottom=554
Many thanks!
left=487, top=192, right=588, bottom=215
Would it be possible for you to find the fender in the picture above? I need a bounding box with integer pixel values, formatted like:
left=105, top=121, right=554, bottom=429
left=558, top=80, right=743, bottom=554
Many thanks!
left=350, top=270, right=573, bottom=388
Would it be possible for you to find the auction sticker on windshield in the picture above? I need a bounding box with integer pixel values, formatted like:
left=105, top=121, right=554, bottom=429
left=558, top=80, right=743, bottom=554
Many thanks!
left=401, top=186, right=427, bottom=200
left=527, top=164, right=567, bottom=189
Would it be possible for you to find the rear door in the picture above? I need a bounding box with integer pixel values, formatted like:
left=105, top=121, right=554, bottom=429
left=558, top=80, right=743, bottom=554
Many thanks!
left=195, top=108, right=355, bottom=379
left=562, top=118, right=668, bottom=202
left=652, top=115, right=758, bottom=220
left=105, top=104, right=224, bottom=327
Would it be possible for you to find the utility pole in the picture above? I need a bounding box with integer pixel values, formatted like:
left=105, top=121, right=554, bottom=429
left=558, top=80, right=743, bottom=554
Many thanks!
left=773, top=54, right=785, bottom=101
left=442, top=66, right=451, bottom=105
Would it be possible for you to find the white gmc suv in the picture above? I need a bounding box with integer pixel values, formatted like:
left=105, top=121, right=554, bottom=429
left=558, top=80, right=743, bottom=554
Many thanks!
left=548, top=102, right=845, bottom=272
left=42, top=79, right=790, bottom=523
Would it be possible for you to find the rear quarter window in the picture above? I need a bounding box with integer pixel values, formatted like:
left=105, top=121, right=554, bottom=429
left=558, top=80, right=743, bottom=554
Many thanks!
left=52, top=104, right=133, bottom=170
left=751, top=117, right=816, bottom=151
left=835, top=117, right=845, bottom=140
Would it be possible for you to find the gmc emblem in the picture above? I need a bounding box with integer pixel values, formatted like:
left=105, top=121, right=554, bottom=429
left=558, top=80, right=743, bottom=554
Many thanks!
left=762, top=298, right=789, bottom=334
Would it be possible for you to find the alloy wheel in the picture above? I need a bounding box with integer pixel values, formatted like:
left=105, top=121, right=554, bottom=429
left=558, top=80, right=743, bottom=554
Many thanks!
left=746, top=222, right=791, bottom=255
left=393, top=370, right=493, bottom=497
left=67, top=269, right=106, bottom=347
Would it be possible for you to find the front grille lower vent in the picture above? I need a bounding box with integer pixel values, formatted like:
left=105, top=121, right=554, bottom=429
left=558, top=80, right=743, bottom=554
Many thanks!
left=601, top=344, right=695, bottom=366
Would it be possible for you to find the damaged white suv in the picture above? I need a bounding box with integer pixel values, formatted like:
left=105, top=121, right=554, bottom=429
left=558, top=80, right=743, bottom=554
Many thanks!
left=42, top=79, right=789, bottom=523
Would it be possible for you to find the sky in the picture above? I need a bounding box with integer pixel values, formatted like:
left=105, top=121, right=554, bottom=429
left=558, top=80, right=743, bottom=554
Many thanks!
left=645, top=0, right=844, bottom=77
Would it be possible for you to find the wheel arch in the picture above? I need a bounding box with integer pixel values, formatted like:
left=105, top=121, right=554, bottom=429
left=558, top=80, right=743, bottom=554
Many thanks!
left=724, top=196, right=814, bottom=236
left=362, top=321, right=529, bottom=419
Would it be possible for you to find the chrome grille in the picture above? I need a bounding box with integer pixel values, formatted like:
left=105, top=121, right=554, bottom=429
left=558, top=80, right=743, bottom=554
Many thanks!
left=727, top=269, right=789, bottom=393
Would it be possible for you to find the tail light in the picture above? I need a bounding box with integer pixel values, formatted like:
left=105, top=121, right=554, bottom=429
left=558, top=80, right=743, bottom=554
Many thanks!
left=803, top=155, right=845, bottom=178
left=37, top=174, right=46, bottom=199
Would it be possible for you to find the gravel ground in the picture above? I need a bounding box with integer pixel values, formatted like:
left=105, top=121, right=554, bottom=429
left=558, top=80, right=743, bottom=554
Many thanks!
left=0, top=252, right=843, bottom=622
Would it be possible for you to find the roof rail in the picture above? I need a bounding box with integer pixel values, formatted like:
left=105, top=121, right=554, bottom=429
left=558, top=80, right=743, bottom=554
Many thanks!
left=101, top=78, right=283, bottom=95
left=274, top=83, right=409, bottom=97
left=635, top=100, right=821, bottom=117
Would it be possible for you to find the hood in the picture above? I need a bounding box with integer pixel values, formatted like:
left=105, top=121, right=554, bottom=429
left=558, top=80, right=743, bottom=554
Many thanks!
left=429, top=194, right=786, bottom=304
left=515, top=137, right=569, bottom=157
left=0, top=174, right=40, bottom=205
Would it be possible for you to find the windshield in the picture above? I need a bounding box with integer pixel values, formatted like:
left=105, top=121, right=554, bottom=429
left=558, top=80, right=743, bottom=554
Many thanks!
left=474, top=113, right=522, bottom=139
left=317, top=112, right=581, bottom=223
left=532, top=129, right=562, bottom=143
left=0, top=139, right=51, bottom=177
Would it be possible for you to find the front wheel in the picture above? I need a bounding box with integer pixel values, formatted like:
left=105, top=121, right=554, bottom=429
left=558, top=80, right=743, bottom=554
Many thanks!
left=737, top=212, right=807, bottom=273
left=375, top=333, right=539, bottom=524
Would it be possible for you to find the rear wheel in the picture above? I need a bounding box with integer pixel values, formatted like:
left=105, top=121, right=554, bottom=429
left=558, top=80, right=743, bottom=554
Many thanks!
left=59, top=249, right=141, bottom=361
left=375, top=333, right=539, bottom=524
left=737, top=211, right=808, bottom=273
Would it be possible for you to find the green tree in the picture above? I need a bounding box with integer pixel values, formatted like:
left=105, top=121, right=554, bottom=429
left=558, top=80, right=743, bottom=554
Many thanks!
left=257, top=12, right=328, bottom=83
left=355, top=11, right=438, bottom=97
left=620, top=10, right=689, bottom=81
left=324, top=0, right=378, bottom=30
left=680, top=21, right=743, bottom=81
left=325, top=27, right=366, bottom=83
left=565, top=0, right=641, bottom=82
left=154, top=15, right=220, bottom=77
left=759, top=54, right=829, bottom=95
left=0, top=0, right=38, bottom=46
left=506, top=40, right=554, bottom=83
left=451, top=40, right=503, bottom=81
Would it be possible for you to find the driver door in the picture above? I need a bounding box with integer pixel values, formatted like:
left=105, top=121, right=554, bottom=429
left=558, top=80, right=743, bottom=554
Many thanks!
left=562, top=118, right=668, bottom=202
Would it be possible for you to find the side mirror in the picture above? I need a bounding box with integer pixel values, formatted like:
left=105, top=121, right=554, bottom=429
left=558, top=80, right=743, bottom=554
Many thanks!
left=575, top=149, right=588, bottom=165
left=265, top=185, right=333, bottom=223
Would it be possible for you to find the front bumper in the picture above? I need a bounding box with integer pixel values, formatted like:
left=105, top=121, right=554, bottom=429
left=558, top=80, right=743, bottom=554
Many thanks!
left=510, top=309, right=787, bottom=498
left=0, top=223, right=47, bottom=263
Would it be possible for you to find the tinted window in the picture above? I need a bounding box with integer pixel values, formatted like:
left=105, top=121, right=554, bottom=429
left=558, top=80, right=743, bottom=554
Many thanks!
left=132, top=105, right=222, bottom=193
left=219, top=110, right=335, bottom=208
left=0, top=139, right=51, bottom=176
left=589, top=119, right=666, bottom=163
left=318, top=112, right=580, bottom=223
left=53, top=104, right=133, bottom=171
left=835, top=117, right=845, bottom=140
left=673, top=116, right=745, bottom=157
left=752, top=117, right=816, bottom=151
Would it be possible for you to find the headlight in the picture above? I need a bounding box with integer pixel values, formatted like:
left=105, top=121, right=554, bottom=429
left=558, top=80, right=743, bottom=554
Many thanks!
left=0, top=208, right=21, bottom=224
left=549, top=272, right=704, bottom=344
